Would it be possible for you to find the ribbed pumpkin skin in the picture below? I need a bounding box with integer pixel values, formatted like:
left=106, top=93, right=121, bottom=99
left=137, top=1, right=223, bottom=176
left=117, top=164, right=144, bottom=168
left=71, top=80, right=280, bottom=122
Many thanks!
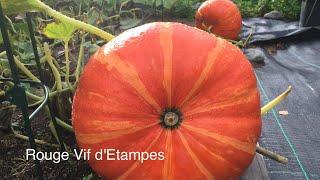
left=195, top=0, right=242, bottom=40
left=72, top=22, right=261, bottom=179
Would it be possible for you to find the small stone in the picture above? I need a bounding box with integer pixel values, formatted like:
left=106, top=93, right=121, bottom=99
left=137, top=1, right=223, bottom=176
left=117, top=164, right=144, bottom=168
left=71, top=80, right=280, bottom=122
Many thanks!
left=264, top=10, right=284, bottom=20
left=244, top=48, right=265, bottom=64
left=279, top=110, right=289, bottom=115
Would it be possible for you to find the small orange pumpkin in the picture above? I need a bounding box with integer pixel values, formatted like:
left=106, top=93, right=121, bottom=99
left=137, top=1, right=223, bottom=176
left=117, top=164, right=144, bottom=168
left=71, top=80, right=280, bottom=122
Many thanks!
left=72, top=22, right=261, bottom=179
left=195, top=0, right=242, bottom=40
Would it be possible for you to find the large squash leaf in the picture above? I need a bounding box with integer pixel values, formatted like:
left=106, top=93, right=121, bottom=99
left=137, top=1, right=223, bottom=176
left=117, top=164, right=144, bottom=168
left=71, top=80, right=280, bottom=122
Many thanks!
left=0, top=0, right=40, bottom=15
left=43, top=21, right=77, bottom=41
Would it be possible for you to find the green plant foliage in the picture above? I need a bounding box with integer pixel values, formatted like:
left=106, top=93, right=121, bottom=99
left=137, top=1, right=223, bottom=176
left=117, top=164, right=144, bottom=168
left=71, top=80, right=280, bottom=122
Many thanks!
left=120, top=17, right=143, bottom=30
left=13, top=41, right=35, bottom=62
left=87, top=8, right=102, bottom=25
left=234, top=0, right=301, bottom=19
left=171, top=0, right=205, bottom=19
left=133, top=0, right=180, bottom=9
left=0, top=0, right=40, bottom=15
left=234, top=0, right=259, bottom=17
left=272, top=0, right=301, bottom=19
left=43, top=21, right=77, bottom=40
left=82, top=173, right=93, bottom=180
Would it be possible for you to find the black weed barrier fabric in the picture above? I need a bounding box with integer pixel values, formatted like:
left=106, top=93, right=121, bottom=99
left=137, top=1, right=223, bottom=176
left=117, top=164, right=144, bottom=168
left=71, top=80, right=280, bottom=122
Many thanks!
left=242, top=18, right=320, bottom=180
left=242, top=18, right=319, bottom=43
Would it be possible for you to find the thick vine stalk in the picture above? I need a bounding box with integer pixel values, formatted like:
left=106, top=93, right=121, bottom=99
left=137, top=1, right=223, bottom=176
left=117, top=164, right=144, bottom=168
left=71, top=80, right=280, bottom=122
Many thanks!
left=14, top=57, right=40, bottom=82
left=35, top=0, right=115, bottom=41
left=43, top=43, right=62, bottom=91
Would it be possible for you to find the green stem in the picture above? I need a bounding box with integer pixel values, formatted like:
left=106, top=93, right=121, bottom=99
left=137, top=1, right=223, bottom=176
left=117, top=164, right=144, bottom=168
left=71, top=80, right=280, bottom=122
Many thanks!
left=243, top=30, right=253, bottom=48
left=56, top=117, right=74, bottom=132
left=35, top=0, right=115, bottom=41
left=0, top=51, right=6, bottom=57
left=26, top=91, right=42, bottom=101
left=7, top=81, right=42, bottom=101
left=14, top=57, right=40, bottom=82
left=44, top=43, right=62, bottom=91
left=261, top=86, right=292, bottom=115
left=28, top=88, right=70, bottom=107
left=14, top=132, right=59, bottom=148
left=64, top=40, right=73, bottom=91
left=74, top=35, right=85, bottom=89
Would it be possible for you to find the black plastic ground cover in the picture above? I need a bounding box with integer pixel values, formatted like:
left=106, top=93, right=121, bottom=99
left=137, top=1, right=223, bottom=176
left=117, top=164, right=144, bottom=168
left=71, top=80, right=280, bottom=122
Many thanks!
left=242, top=18, right=319, bottom=43
left=241, top=18, right=320, bottom=180
left=300, top=0, right=320, bottom=27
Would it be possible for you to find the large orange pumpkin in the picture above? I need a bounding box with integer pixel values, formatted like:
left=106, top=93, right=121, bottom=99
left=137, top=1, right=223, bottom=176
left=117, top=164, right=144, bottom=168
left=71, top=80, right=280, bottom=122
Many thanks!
left=72, top=22, right=261, bottom=179
left=195, top=0, right=242, bottom=40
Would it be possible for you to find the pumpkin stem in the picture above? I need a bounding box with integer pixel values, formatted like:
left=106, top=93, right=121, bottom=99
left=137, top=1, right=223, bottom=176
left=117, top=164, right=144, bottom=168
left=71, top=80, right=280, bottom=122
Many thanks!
left=160, top=107, right=183, bottom=129
left=164, top=112, right=179, bottom=127
left=256, top=145, right=288, bottom=164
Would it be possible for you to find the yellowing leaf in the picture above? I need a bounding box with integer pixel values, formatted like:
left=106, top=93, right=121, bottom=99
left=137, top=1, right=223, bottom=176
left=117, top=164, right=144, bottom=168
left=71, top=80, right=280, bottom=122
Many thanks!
left=43, top=21, right=77, bottom=41
left=0, top=0, right=40, bottom=15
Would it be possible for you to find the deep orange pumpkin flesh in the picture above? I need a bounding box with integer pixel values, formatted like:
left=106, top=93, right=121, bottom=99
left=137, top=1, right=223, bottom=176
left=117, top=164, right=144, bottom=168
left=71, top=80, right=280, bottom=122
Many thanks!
left=72, top=22, right=261, bottom=179
left=195, top=0, right=242, bottom=40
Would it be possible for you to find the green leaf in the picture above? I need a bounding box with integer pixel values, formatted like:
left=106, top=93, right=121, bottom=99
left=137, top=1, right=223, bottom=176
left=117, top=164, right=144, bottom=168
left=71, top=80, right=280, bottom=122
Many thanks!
left=133, top=0, right=156, bottom=7
left=14, top=22, right=30, bottom=35
left=120, top=17, right=142, bottom=30
left=133, top=0, right=179, bottom=9
left=87, top=8, right=101, bottom=25
left=163, top=0, right=180, bottom=9
left=43, top=21, right=77, bottom=41
left=82, top=173, right=93, bottom=180
left=0, top=0, right=40, bottom=15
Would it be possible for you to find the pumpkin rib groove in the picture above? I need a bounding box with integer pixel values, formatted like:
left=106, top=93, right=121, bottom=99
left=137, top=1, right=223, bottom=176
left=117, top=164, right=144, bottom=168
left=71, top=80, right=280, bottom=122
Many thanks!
left=184, top=88, right=259, bottom=118
left=162, top=130, right=174, bottom=180
left=180, top=127, right=241, bottom=173
left=160, top=23, right=174, bottom=107
left=76, top=122, right=159, bottom=144
left=182, top=124, right=256, bottom=154
left=117, top=129, right=164, bottom=180
left=177, top=130, right=214, bottom=179
left=97, top=52, right=161, bottom=113
left=180, top=38, right=226, bottom=108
